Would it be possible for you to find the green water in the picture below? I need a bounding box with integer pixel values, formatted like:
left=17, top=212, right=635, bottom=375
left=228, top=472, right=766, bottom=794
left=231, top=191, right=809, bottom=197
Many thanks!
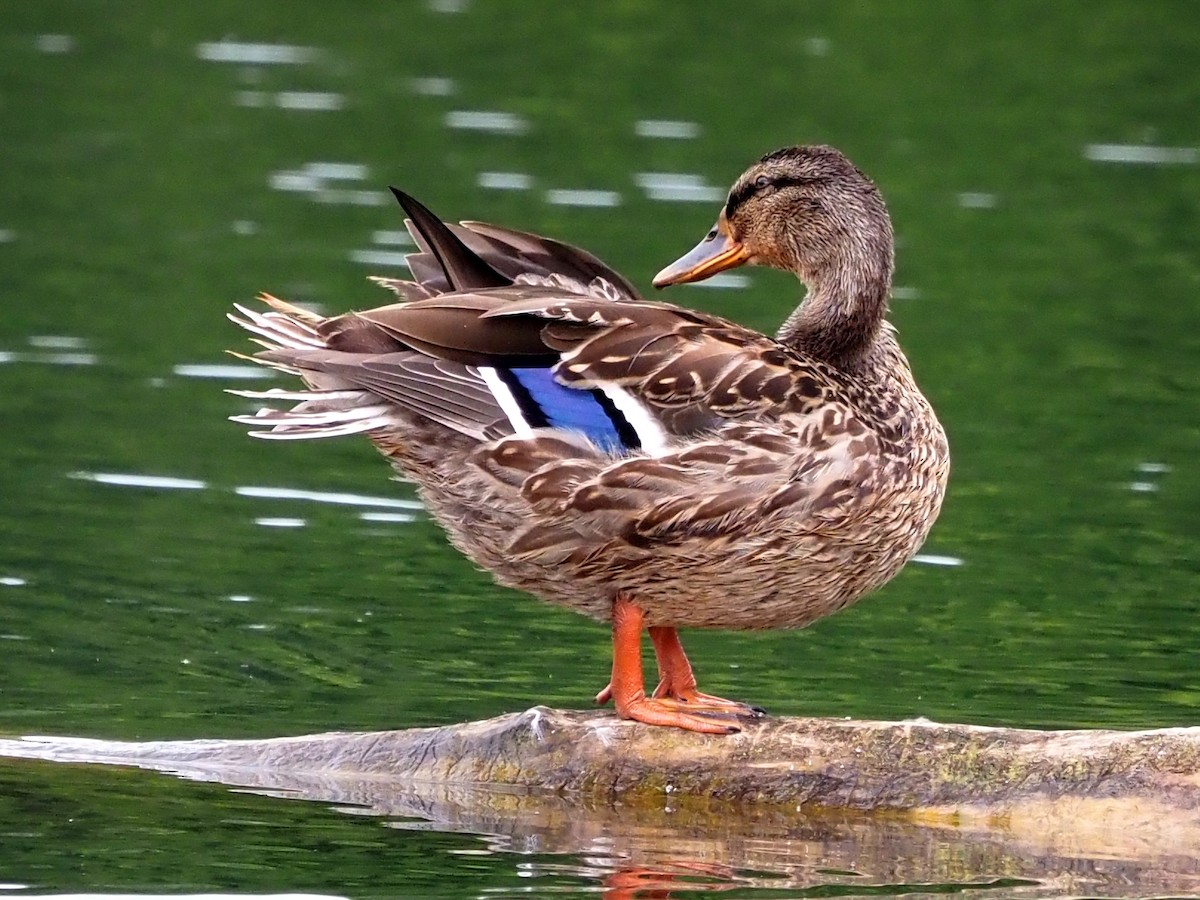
left=1, top=1, right=1198, bottom=896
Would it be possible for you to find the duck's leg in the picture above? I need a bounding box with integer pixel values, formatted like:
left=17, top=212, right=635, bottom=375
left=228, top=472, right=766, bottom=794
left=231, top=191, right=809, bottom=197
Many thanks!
left=601, top=594, right=743, bottom=734
left=647, top=626, right=763, bottom=716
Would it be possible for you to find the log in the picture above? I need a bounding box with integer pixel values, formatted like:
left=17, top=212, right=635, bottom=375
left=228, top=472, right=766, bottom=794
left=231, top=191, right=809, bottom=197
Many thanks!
left=3, top=710, right=1200, bottom=892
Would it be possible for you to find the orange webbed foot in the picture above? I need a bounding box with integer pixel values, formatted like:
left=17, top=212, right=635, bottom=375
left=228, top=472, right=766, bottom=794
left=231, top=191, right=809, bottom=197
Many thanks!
left=599, top=596, right=763, bottom=734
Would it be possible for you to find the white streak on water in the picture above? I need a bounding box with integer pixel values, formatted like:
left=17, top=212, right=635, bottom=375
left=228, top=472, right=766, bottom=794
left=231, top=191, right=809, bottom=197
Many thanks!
left=1128, top=481, right=1159, bottom=493
left=1084, top=144, right=1198, bottom=165
left=268, top=171, right=322, bottom=192
left=892, top=286, right=921, bottom=300
left=235, top=90, right=268, bottom=107
left=410, top=76, right=456, bottom=96
left=305, top=162, right=369, bottom=181
left=912, top=554, right=964, bottom=567
left=71, top=472, right=207, bottom=490
left=546, top=189, right=621, bottom=208
left=1136, top=462, right=1170, bottom=474
left=957, top=192, right=998, bottom=209
left=445, top=110, right=528, bottom=135
left=371, top=230, right=414, bottom=247
left=360, top=511, right=419, bottom=523
left=29, top=335, right=87, bottom=349
left=635, top=172, right=723, bottom=203
left=1, top=577, right=27, bottom=587
left=805, top=37, right=831, bottom=56
left=255, top=518, right=307, bottom=528
left=236, top=485, right=424, bottom=510
left=0, top=351, right=98, bottom=365
left=349, top=249, right=410, bottom=267
left=315, top=189, right=386, bottom=207
left=634, top=119, right=701, bottom=139
left=197, top=41, right=317, bottom=65
left=35, top=34, right=75, bottom=54
left=275, top=91, right=344, bottom=111
left=478, top=171, right=533, bottom=191
left=174, top=363, right=272, bottom=380
left=0, top=229, right=14, bottom=242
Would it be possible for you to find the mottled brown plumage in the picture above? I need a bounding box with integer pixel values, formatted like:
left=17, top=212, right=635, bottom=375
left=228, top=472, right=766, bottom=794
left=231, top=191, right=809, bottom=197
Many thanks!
left=228, top=146, right=949, bottom=733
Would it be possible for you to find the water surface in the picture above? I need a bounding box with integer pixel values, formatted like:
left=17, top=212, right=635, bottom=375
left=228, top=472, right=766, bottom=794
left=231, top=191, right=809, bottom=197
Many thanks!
left=1, top=1, right=1198, bottom=896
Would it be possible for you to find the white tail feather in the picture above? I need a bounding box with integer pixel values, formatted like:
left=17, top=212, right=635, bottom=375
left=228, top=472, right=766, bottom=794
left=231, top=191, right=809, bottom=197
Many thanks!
left=226, top=387, right=367, bottom=402
left=228, top=304, right=325, bottom=350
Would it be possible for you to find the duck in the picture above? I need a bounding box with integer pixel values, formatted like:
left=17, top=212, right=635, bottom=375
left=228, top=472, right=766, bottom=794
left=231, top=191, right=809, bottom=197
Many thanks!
left=228, top=145, right=950, bottom=735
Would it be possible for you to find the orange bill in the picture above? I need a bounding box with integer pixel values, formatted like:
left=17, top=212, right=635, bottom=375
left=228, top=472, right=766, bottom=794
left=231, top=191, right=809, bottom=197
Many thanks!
left=652, top=212, right=751, bottom=288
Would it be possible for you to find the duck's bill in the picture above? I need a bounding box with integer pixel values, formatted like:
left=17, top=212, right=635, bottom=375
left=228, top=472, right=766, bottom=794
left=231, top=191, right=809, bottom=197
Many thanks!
left=653, top=217, right=750, bottom=288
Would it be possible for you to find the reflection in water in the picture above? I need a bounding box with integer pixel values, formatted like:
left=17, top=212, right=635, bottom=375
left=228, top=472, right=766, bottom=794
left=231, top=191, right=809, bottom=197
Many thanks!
left=3, top=727, right=1198, bottom=899
left=195, top=40, right=318, bottom=65
left=174, top=363, right=272, bottom=379
left=409, top=76, right=456, bottom=96
left=254, top=517, right=306, bottom=528
left=0, top=351, right=98, bottom=366
left=1084, top=143, right=1199, bottom=165
left=912, top=553, right=964, bottom=567
left=478, top=171, right=534, bottom=191
left=444, top=110, right=529, bottom=135
left=236, top=90, right=346, bottom=111
left=545, top=189, right=622, bottom=208
left=4, top=1, right=1199, bottom=895
left=69, top=471, right=206, bottom=490
left=233, top=485, right=422, bottom=510
left=635, top=173, right=724, bottom=203
left=633, top=119, right=702, bottom=140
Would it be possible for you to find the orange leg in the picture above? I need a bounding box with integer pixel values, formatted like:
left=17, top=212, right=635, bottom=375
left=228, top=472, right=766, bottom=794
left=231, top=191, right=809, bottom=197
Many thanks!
left=647, top=626, right=762, bottom=715
left=594, top=594, right=749, bottom=734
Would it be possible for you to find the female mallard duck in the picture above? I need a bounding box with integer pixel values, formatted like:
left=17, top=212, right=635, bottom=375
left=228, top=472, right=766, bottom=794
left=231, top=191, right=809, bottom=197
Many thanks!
left=230, top=145, right=949, bottom=734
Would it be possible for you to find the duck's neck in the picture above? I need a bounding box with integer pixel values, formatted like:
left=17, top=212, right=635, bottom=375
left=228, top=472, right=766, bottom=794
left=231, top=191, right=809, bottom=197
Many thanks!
left=776, top=235, right=893, bottom=368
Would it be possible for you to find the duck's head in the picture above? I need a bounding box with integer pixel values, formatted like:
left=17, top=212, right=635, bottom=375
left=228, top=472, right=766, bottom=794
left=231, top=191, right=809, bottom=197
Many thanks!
left=653, top=145, right=893, bottom=290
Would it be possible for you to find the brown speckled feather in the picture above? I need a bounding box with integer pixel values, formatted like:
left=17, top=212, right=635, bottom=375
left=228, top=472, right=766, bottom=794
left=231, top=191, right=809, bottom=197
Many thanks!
left=229, top=146, right=949, bottom=637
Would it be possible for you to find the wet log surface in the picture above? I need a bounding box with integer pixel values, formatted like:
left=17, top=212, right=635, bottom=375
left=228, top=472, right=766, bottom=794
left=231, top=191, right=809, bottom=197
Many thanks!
left=3, top=709, right=1200, bottom=896
left=5, top=708, right=1196, bottom=812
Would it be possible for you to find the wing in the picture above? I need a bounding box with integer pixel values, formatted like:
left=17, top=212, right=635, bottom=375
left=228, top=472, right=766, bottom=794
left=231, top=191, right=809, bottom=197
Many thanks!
left=232, top=187, right=841, bottom=462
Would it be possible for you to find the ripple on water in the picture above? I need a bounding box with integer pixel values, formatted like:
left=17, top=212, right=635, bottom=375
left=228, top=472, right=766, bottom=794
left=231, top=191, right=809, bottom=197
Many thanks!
left=634, top=119, right=701, bottom=139
left=236, top=485, right=423, bottom=511
left=70, top=471, right=207, bottom=490
left=35, top=34, right=74, bottom=54
left=237, top=91, right=345, bottom=111
left=635, top=172, right=723, bottom=203
left=410, top=76, right=456, bottom=96
left=0, top=349, right=98, bottom=366
left=269, top=163, right=382, bottom=206
left=478, top=171, right=533, bottom=191
left=912, top=554, right=964, bottom=567
left=545, top=189, right=621, bottom=208
left=196, top=40, right=318, bottom=65
left=371, top=230, right=414, bottom=247
left=1084, top=143, right=1198, bottom=165
left=175, top=363, right=273, bottom=380
left=445, top=110, right=528, bottom=135
left=348, top=248, right=410, bottom=267
left=957, top=192, right=998, bottom=209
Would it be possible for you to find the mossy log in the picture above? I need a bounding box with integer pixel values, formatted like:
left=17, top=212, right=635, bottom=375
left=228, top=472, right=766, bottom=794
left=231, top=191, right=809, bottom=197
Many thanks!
left=5, top=710, right=1200, bottom=892
left=3, top=708, right=1199, bottom=815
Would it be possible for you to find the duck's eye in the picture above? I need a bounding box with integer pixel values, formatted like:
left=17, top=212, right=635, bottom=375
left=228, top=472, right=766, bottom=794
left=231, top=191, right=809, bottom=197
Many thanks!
left=705, top=228, right=718, bottom=241
left=755, top=175, right=771, bottom=190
